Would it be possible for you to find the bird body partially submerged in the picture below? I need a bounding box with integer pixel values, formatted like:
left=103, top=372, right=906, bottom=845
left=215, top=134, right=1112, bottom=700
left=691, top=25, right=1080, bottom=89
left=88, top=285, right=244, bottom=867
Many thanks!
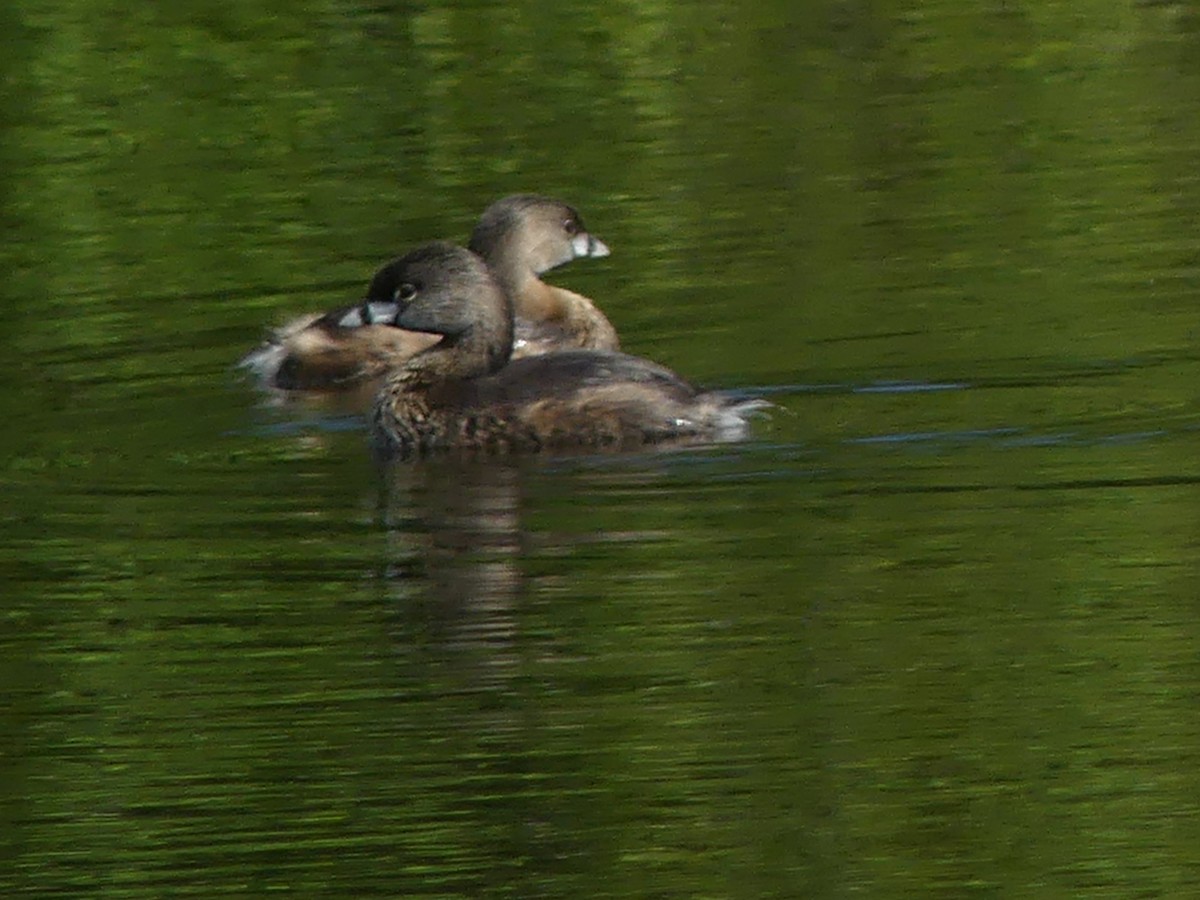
left=351, top=242, right=766, bottom=458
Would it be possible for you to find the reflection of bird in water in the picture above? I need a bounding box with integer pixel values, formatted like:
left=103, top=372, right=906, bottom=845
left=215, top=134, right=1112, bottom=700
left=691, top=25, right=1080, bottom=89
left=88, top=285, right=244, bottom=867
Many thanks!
left=378, top=459, right=526, bottom=681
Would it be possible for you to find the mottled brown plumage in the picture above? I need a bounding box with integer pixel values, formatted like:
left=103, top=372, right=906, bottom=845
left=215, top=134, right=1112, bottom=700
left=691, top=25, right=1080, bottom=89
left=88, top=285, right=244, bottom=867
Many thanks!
left=355, top=243, right=765, bottom=459
left=239, top=194, right=615, bottom=393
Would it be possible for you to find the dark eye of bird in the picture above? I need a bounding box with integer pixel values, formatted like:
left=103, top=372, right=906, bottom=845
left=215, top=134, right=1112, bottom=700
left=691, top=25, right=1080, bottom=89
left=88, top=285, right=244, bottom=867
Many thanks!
left=394, top=282, right=417, bottom=302
left=563, top=218, right=578, bottom=236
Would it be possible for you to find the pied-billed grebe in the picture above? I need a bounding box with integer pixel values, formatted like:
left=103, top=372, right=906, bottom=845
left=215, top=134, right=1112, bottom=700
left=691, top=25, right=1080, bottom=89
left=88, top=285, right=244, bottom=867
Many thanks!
left=239, top=194, right=615, bottom=392
left=343, top=242, right=765, bottom=458
left=469, top=194, right=617, bottom=356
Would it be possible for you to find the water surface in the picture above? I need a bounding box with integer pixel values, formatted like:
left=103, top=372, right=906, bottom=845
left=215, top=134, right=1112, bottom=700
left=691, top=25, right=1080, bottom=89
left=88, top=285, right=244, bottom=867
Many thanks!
left=4, top=1, right=1200, bottom=896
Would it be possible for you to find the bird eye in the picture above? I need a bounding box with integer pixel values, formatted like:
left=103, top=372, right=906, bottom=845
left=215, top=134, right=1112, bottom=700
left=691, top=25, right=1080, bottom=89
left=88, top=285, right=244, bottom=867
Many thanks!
left=394, top=282, right=417, bottom=302
left=563, top=218, right=579, bottom=236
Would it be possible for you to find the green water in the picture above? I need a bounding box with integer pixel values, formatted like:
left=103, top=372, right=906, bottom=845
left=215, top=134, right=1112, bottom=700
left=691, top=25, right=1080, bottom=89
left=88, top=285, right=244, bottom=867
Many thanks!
left=4, top=1, right=1200, bottom=896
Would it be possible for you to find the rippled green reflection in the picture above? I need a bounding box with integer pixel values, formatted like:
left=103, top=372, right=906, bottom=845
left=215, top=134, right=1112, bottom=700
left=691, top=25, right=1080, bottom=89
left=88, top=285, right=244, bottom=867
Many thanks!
left=4, top=1, right=1200, bottom=896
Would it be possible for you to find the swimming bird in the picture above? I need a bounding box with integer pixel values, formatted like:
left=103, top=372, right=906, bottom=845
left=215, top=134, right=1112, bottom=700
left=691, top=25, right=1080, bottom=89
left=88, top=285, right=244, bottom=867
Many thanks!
left=239, top=195, right=615, bottom=393
left=346, top=241, right=766, bottom=458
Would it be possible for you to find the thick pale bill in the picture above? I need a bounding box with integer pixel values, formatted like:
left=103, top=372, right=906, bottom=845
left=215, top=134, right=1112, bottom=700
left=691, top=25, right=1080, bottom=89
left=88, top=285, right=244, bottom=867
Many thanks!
left=572, top=233, right=610, bottom=259
left=339, top=301, right=401, bottom=328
